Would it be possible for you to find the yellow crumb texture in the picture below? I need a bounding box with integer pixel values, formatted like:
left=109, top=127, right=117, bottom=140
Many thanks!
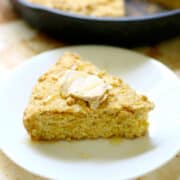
left=29, top=0, right=125, bottom=17
left=23, top=52, right=154, bottom=141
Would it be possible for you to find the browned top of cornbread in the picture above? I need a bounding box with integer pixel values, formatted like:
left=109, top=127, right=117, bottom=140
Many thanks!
left=29, top=0, right=125, bottom=17
left=24, top=53, right=154, bottom=120
left=150, top=0, right=180, bottom=8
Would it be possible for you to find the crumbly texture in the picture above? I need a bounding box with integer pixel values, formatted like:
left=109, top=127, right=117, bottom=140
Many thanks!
left=150, top=0, right=180, bottom=8
left=23, top=53, right=154, bottom=141
left=28, top=0, right=125, bottom=17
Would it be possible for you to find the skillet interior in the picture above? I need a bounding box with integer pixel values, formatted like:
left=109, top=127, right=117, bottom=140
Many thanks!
left=11, top=0, right=180, bottom=46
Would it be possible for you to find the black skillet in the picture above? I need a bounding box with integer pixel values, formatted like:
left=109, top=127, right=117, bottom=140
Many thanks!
left=11, top=0, right=180, bottom=47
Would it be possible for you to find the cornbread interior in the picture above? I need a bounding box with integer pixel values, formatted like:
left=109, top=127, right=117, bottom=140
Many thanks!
left=23, top=53, right=154, bottom=141
left=29, top=0, right=125, bottom=17
left=28, top=0, right=180, bottom=18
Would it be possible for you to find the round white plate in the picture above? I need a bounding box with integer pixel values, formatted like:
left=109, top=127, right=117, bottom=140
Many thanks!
left=0, top=45, right=180, bottom=180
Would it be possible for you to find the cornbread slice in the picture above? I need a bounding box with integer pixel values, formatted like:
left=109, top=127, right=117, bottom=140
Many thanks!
left=29, top=0, right=125, bottom=17
left=23, top=53, right=154, bottom=141
left=150, top=0, right=180, bottom=9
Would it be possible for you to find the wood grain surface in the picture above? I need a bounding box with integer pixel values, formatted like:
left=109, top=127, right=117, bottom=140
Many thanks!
left=0, top=0, right=179, bottom=179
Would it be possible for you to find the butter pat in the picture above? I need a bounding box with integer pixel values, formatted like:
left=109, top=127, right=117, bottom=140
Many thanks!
left=58, top=70, right=111, bottom=109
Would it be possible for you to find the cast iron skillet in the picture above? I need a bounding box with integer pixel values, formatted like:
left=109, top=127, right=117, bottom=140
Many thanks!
left=11, top=0, right=180, bottom=47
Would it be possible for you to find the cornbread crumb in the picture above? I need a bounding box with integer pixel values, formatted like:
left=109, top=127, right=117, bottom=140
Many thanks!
left=42, top=95, right=56, bottom=105
left=28, top=0, right=125, bottom=17
left=66, top=96, right=76, bottom=106
left=23, top=52, right=154, bottom=141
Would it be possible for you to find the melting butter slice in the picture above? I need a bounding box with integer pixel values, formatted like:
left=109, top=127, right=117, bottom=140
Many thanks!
left=58, top=70, right=111, bottom=109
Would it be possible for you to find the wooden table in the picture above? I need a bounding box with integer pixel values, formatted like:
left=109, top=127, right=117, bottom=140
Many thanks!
left=0, top=0, right=180, bottom=179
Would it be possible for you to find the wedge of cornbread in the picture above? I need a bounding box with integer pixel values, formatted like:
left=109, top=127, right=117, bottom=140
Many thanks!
left=150, top=0, right=180, bottom=9
left=29, top=0, right=125, bottom=17
left=23, top=53, right=154, bottom=141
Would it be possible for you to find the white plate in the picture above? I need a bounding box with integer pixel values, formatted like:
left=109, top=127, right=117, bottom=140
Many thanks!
left=0, top=45, right=180, bottom=180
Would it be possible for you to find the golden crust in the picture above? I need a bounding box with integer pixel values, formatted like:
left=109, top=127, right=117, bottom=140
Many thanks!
left=150, top=0, right=180, bottom=8
left=23, top=52, right=154, bottom=141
